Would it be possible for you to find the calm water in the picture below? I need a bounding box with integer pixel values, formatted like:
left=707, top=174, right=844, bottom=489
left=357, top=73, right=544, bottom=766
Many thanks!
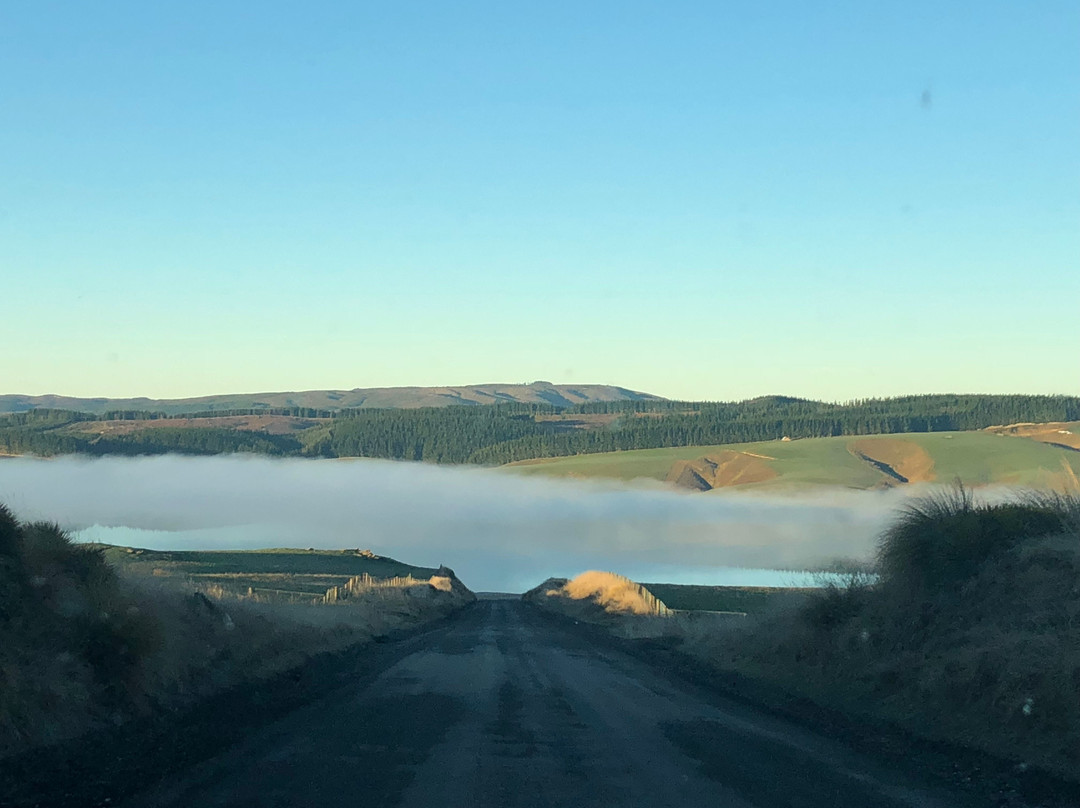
left=73, top=524, right=839, bottom=590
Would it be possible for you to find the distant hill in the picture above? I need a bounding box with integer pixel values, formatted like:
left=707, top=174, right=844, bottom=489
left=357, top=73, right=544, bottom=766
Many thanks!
left=0, top=382, right=662, bottom=416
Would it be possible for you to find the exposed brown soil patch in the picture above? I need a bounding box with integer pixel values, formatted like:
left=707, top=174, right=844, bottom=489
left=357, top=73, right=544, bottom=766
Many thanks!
left=849, top=438, right=935, bottom=484
left=666, top=451, right=777, bottom=491
left=533, top=413, right=620, bottom=431
left=635, top=409, right=700, bottom=418
left=66, top=415, right=329, bottom=436
left=986, top=422, right=1080, bottom=451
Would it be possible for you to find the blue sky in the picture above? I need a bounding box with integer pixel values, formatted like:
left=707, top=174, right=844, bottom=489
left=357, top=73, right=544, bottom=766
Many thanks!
left=2, top=1, right=1077, bottom=401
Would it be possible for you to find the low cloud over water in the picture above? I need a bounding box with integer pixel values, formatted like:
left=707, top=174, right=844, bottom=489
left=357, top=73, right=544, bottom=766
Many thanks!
left=0, top=455, right=922, bottom=591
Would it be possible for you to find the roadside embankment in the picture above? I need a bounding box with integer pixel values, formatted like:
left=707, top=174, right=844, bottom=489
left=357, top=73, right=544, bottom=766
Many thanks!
left=524, top=490, right=1080, bottom=786
left=522, top=571, right=675, bottom=639
left=0, top=502, right=474, bottom=760
left=522, top=571, right=747, bottom=639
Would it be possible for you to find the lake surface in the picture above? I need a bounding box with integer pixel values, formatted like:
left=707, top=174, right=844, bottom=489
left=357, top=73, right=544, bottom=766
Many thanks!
left=72, top=523, right=839, bottom=590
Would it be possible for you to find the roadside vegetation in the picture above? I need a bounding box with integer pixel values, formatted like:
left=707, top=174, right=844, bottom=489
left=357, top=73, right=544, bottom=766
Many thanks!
left=641, top=583, right=811, bottom=614
left=735, top=488, right=1080, bottom=780
left=523, top=572, right=680, bottom=639
left=0, top=503, right=473, bottom=758
left=525, top=571, right=670, bottom=615
left=529, top=489, right=1080, bottom=781
left=525, top=571, right=807, bottom=621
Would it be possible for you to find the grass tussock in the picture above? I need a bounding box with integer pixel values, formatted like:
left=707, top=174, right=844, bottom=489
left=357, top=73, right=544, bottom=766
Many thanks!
left=681, top=486, right=1080, bottom=781
left=0, top=503, right=473, bottom=758
left=1, top=512, right=163, bottom=751
left=877, top=486, right=1069, bottom=596
left=526, top=571, right=670, bottom=617
left=523, top=571, right=683, bottom=639
left=562, top=570, right=671, bottom=616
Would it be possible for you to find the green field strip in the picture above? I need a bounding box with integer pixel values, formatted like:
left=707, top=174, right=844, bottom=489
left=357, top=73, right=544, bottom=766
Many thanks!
left=505, top=431, right=1080, bottom=492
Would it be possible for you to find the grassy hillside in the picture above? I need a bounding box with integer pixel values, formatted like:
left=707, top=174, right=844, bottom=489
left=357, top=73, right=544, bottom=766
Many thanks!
left=0, top=382, right=660, bottom=416
left=506, top=430, right=1080, bottom=492
left=102, top=546, right=441, bottom=603
left=642, top=583, right=811, bottom=614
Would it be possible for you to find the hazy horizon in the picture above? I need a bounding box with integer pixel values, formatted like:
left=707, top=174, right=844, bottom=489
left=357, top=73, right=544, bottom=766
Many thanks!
left=3, top=382, right=1077, bottom=406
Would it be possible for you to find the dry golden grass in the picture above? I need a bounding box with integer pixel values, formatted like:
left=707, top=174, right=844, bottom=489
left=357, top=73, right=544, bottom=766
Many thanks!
left=523, top=572, right=677, bottom=638
left=554, top=571, right=669, bottom=616
left=525, top=573, right=743, bottom=641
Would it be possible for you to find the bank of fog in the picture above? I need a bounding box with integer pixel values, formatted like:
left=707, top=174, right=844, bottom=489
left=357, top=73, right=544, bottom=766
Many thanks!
left=0, top=455, right=917, bottom=591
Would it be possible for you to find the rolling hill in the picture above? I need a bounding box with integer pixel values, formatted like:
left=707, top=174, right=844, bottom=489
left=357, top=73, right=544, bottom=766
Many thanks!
left=0, top=381, right=662, bottom=416
left=505, top=428, right=1080, bottom=492
left=3, top=395, right=1079, bottom=477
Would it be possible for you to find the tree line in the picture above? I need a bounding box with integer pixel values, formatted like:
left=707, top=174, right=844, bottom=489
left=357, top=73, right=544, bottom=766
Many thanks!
left=1, top=394, right=1077, bottom=463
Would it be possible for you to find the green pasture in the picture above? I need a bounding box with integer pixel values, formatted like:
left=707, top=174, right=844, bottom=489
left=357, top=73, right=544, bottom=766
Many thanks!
left=643, top=583, right=812, bottom=614
left=101, top=546, right=436, bottom=577
left=100, top=546, right=438, bottom=601
left=505, top=431, right=1080, bottom=491
left=916, top=431, right=1080, bottom=487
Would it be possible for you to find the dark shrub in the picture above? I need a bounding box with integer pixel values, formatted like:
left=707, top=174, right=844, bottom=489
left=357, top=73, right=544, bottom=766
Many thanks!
left=0, top=504, right=26, bottom=620
left=802, top=581, right=868, bottom=630
left=0, top=503, right=19, bottom=558
left=878, top=486, right=1067, bottom=596
left=20, top=522, right=117, bottom=591
left=75, top=606, right=160, bottom=694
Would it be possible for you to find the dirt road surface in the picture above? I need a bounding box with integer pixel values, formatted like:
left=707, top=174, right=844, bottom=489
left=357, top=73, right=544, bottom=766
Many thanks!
left=111, top=599, right=989, bottom=808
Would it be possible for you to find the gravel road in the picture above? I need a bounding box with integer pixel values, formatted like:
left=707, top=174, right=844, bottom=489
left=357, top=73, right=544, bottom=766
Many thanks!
left=114, top=599, right=987, bottom=808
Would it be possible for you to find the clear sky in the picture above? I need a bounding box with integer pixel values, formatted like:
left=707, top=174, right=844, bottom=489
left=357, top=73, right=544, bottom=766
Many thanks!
left=2, top=1, right=1077, bottom=402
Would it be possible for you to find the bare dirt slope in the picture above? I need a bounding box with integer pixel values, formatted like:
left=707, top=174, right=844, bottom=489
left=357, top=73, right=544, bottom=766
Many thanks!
left=61, top=601, right=996, bottom=808
left=666, top=450, right=778, bottom=491
left=849, top=438, right=936, bottom=484
left=986, top=422, right=1080, bottom=451
left=65, top=414, right=328, bottom=436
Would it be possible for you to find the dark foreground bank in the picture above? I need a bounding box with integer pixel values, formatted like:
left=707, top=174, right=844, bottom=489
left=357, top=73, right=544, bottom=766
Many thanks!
left=12, top=599, right=1080, bottom=808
